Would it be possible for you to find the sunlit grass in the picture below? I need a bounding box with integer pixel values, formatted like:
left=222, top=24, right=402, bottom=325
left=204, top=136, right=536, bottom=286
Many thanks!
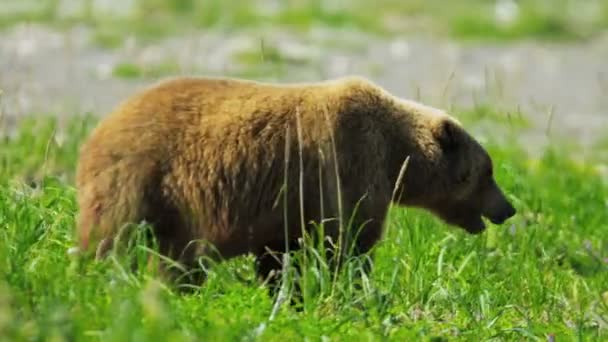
left=0, top=112, right=606, bottom=340
left=1, top=0, right=607, bottom=46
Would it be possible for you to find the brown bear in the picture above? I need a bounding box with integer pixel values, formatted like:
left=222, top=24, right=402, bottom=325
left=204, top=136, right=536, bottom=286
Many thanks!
left=75, top=75, right=516, bottom=286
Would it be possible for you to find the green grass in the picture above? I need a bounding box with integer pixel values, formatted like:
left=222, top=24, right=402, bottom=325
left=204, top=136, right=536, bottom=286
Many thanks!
left=456, top=103, right=531, bottom=129
left=112, top=61, right=183, bottom=80
left=1, top=113, right=607, bottom=340
left=2, top=0, right=607, bottom=47
left=443, top=0, right=605, bottom=41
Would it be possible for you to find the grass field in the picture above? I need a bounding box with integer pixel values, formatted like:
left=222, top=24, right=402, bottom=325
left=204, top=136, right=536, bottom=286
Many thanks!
left=0, top=111, right=607, bottom=341
left=1, top=0, right=607, bottom=340
left=2, top=0, right=608, bottom=47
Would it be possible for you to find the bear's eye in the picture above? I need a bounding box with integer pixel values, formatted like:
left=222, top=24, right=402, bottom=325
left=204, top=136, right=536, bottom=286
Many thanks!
left=457, top=173, right=469, bottom=184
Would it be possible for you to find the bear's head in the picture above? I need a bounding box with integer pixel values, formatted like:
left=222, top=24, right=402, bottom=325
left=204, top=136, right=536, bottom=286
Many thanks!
left=397, top=114, right=516, bottom=234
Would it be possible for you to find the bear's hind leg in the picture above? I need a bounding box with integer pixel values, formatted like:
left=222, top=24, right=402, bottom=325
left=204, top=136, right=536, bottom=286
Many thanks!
left=76, top=156, right=162, bottom=260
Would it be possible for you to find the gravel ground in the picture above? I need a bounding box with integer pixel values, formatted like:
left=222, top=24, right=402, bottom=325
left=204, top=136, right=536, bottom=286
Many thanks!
left=1, top=23, right=607, bottom=155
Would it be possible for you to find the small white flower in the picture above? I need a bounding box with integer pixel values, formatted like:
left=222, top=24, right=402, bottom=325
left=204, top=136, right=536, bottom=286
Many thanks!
left=67, top=246, right=80, bottom=256
left=495, top=0, right=519, bottom=26
left=96, top=62, right=114, bottom=79
left=389, top=40, right=410, bottom=59
left=17, top=38, right=36, bottom=57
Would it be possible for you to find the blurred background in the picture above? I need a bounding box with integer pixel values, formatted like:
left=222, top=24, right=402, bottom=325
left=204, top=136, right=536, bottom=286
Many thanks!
left=1, top=0, right=607, bottom=155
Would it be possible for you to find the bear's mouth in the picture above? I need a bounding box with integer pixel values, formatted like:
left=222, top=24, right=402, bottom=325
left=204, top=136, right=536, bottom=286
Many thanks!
left=434, top=209, right=487, bottom=234
left=463, top=209, right=517, bottom=234
left=461, top=215, right=486, bottom=234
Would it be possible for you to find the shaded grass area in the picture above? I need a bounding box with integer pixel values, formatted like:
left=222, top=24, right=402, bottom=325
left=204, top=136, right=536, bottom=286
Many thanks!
left=2, top=0, right=608, bottom=48
left=0, top=113, right=607, bottom=340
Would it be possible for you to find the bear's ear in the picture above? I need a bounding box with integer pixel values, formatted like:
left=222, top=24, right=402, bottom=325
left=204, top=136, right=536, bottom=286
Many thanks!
left=433, top=119, right=459, bottom=151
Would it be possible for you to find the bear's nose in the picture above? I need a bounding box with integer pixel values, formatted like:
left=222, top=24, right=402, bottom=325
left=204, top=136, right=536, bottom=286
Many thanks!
left=506, top=204, right=516, bottom=218
left=489, top=203, right=516, bottom=224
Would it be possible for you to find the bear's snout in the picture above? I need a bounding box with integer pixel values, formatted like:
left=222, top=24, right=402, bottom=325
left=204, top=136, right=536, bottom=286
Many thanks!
left=479, top=180, right=517, bottom=226
left=486, top=201, right=516, bottom=225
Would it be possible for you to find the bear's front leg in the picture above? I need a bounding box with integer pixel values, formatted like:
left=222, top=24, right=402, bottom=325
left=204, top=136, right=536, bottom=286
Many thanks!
left=335, top=190, right=391, bottom=278
left=255, top=238, right=303, bottom=292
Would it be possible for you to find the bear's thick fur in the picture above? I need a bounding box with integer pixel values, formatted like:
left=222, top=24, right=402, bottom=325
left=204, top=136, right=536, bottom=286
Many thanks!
left=75, top=76, right=515, bottom=284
